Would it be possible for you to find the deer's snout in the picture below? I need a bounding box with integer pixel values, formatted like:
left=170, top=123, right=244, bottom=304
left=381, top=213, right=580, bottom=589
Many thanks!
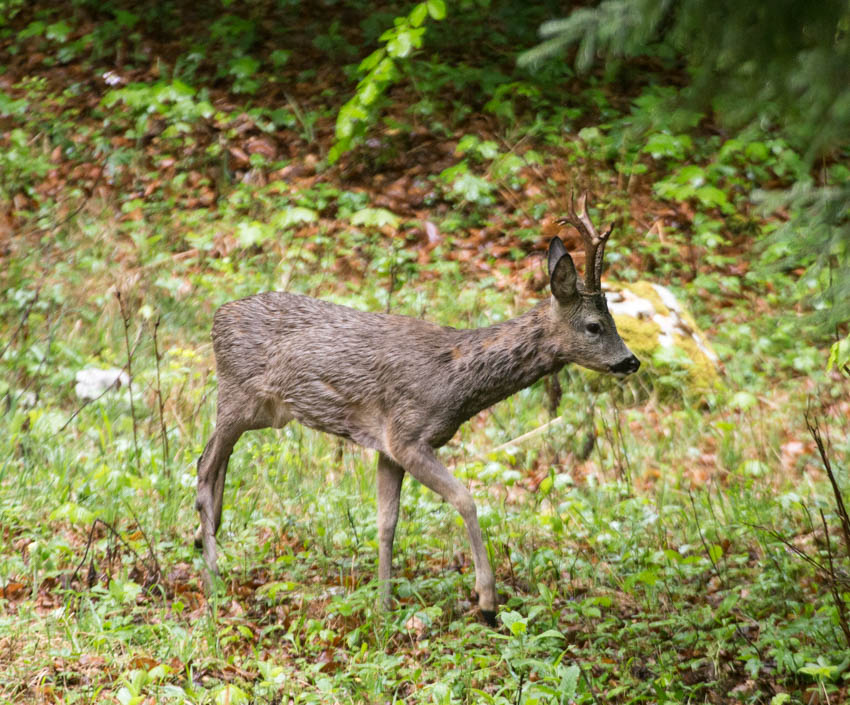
left=610, top=354, right=640, bottom=376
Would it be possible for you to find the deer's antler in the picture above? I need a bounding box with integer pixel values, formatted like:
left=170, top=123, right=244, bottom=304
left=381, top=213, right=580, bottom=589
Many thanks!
left=557, top=192, right=613, bottom=292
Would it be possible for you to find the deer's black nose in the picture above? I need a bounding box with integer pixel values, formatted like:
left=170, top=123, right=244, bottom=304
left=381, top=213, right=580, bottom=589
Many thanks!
left=611, top=355, right=640, bottom=375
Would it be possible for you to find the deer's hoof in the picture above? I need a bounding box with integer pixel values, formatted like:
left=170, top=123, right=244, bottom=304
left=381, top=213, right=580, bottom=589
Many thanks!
left=480, top=609, right=497, bottom=627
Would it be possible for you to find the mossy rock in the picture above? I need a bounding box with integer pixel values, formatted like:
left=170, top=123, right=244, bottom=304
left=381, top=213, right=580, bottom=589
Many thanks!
left=605, top=281, right=721, bottom=396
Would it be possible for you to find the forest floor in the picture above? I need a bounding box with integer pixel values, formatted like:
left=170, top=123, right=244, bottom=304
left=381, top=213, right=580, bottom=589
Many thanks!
left=1, top=2, right=849, bottom=704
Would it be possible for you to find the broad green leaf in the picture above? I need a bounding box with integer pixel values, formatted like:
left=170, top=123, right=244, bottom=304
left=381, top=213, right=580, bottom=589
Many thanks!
left=717, top=591, right=739, bottom=614
left=116, top=687, right=143, bottom=705
left=677, top=164, right=706, bottom=186
left=738, top=459, right=767, bottom=477
left=500, top=610, right=527, bottom=635
left=744, top=140, right=769, bottom=162
left=532, top=628, right=565, bottom=640
left=695, top=185, right=729, bottom=209
left=387, top=29, right=413, bottom=58
left=50, top=501, right=95, bottom=526
left=448, top=172, right=495, bottom=205
left=109, top=579, right=142, bottom=605
left=350, top=208, right=400, bottom=229
left=214, top=685, right=249, bottom=705
left=729, top=390, right=757, bottom=411
left=256, top=580, right=298, bottom=599
left=45, top=21, right=72, bottom=42
left=558, top=664, right=580, bottom=699
left=359, top=79, right=379, bottom=106
left=798, top=659, right=837, bottom=679
left=272, top=207, right=317, bottom=229
left=236, top=221, right=273, bottom=247
left=708, top=543, right=723, bottom=564
left=229, top=56, right=260, bottom=79
left=635, top=568, right=659, bottom=586
left=439, top=160, right=469, bottom=183
left=372, top=57, right=396, bottom=82
left=491, top=152, right=525, bottom=178
left=410, top=3, right=429, bottom=27
left=358, top=48, right=385, bottom=73
left=328, top=138, right=351, bottom=164
left=0, top=90, right=28, bottom=117
left=427, top=0, right=447, bottom=20
left=20, top=20, right=46, bottom=39
left=456, top=134, right=481, bottom=155
left=126, top=669, right=149, bottom=693
left=148, top=664, right=171, bottom=681
left=827, top=334, right=850, bottom=375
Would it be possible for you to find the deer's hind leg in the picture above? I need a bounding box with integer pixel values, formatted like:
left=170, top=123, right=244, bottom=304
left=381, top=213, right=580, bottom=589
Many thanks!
left=196, top=423, right=244, bottom=580
left=376, top=453, right=405, bottom=609
left=196, top=389, right=291, bottom=588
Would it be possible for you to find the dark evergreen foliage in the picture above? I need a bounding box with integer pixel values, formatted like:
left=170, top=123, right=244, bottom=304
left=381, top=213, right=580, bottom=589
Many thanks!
left=521, top=0, right=850, bottom=332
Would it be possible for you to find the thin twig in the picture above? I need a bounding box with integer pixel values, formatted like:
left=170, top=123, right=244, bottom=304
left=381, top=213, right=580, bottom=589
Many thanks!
left=57, top=357, right=135, bottom=433
left=9, top=304, right=64, bottom=409
left=807, top=412, right=850, bottom=559
left=744, top=522, right=850, bottom=587
left=152, top=316, right=170, bottom=471
left=489, top=415, right=565, bottom=455
left=19, top=165, right=105, bottom=241
left=116, top=291, right=140, bottom=471
left=611, top=396, right=633, bottom=490
left=513, top=672, right=524, bottom=705
left=820, top=509, right=850, bottom=649
left=573, top=655, right=603, bottom=705
left=502, top=542, right=517, bottom=591
left=386, top=241, right=397, bottom=314
left=122, top=499, right=162, bottom=586
left=346, top=506, right=360, bottom=547
left=689, top=491, right=726, bottom=589
left=0, top=288, right=39, bottom=361
left=600, top=398, right=632, bottom=490
left=71, top=518, right=145, bottom=585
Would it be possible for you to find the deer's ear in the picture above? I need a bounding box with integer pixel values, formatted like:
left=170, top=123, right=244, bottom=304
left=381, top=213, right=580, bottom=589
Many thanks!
left=548, top=237, right=578, bottom=304
left=547, top=236, right=567, bottom=278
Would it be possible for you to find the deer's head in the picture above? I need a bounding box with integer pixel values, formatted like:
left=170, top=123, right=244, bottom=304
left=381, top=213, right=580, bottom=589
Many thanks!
left=547, top=193, right=640, bottom=376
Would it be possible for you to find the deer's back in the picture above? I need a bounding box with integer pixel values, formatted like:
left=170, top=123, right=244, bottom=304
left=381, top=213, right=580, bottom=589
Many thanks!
left=211, top=291, right=466, bottom=450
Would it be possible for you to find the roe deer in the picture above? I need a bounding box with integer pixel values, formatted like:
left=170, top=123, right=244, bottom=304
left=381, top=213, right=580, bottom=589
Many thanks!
left=196, top=193, right=640, bottom=624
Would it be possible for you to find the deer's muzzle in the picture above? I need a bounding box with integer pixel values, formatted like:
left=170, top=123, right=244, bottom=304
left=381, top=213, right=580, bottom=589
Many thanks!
left=610, top=355, right=640, bottom=376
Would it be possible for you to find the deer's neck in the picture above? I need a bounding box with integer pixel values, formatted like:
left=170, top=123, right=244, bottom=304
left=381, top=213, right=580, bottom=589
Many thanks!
left=450, top=300, right=561, bottom=421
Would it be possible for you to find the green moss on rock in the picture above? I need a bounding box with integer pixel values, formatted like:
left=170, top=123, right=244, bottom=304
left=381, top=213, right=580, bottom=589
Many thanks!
left=606, top=283, right=721, bottom=397
left=621, top=280, right=671, bottom=316
left=612, top=313, right=662, bottom=358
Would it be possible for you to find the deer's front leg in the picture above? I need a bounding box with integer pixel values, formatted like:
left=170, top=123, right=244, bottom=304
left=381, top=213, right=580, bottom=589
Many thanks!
left=391, top=441, right=497, bottom=624
left=376, top=453, right=405, bottom=610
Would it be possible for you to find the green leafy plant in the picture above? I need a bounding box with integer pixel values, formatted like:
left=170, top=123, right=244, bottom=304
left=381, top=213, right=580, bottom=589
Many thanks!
left=827, top=334, right=850, bottom=376
left=330, top=0, right=446, bottom=162
left=0, top=128, right=52, bottom=199
left=102, top=80, right=215, bottom=138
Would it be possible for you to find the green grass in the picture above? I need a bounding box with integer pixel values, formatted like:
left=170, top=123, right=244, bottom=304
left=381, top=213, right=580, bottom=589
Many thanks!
left=1, top=220, right=848, bottom=703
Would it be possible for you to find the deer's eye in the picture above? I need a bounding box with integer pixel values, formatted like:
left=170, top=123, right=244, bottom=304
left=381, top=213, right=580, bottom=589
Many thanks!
left=586, top=322, right=602, bottom=335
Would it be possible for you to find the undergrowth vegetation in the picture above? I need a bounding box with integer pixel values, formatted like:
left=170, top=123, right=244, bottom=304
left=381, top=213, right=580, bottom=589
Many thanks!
left=1, top=1, right=848, bottom=703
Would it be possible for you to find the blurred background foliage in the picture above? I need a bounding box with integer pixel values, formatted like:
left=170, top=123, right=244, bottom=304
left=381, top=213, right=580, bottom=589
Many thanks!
left=518, top=0, right=850, bottom=338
